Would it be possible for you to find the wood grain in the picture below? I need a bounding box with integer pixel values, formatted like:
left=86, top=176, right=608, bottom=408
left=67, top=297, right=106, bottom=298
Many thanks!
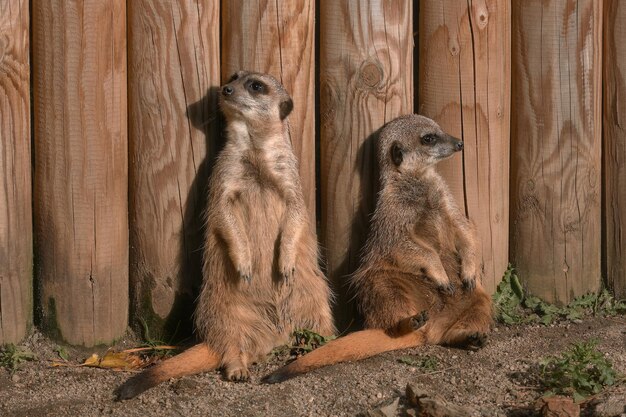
left=0, top=0, right=32, bottom=344
left=320, top=0, right=413, bottom=329
left=221, top=0, right=317, bottom=221
left=604, top=0, right=626, bottom=298
left=33, top=0, right=128, bottom=346
left=128, top=0, right=220, bottom=339
left=511, top=0, right=602, bottom=304
left=418, top=0, right=511, bottom=294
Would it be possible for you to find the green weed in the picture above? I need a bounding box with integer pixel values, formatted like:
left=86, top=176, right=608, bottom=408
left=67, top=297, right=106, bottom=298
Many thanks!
left=539, top=340, right=620, bottom=402
left=290, top=329, right=336, bottom=356
left=493, top=265, right=626, bottom=325
left=0, top=344, right=36, bottom=372
left=54, top=346, right=69, bottom=361
left=138, top=318, right=179, bottom=358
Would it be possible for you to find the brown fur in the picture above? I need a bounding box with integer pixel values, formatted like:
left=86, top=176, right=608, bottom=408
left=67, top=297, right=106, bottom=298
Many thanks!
left=117, top=71, right=334, bottom=399
left=263, top=114, right=493, bottom=383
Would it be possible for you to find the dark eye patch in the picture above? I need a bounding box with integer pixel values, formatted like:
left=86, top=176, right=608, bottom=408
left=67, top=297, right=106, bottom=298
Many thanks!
left=421, top=134, right=438, bottom=145
left=246, top=79, right=267, bottom=94
left=227, top=73, right=239, bottom=83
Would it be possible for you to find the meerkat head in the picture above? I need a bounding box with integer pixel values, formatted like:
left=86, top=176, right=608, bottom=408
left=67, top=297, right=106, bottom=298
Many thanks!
left=219, top=71, right=293, bottom=127
left=378, top=114, right=463, bottom=178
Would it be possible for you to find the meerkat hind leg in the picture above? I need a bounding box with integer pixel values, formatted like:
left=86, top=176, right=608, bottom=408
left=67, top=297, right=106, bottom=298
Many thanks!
left=222, top=350, right=250, bottom=382
left=391, top=311, right=429, bottom=336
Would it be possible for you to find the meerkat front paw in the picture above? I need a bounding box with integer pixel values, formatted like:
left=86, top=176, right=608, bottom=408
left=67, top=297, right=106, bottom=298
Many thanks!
left=461, top=262, right=479, bottom=291
left=423, top=267, right=454, bottom=294
left=426, top=274, right=455, bottom=295
left=235, top=257, right=253, bottom=283
left=278, top=254, right=296, bottom=284
left=231, top=248, right=253, bottom=283
left=437, top=281, right=456, bottom=295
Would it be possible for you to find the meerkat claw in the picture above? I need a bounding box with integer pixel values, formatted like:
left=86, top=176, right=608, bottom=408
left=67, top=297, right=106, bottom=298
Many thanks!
left=462, top=276, right=476, bottom=291
left=409, top=311, right=429, bottom=330
left=438, top=282, right=455, bottom=295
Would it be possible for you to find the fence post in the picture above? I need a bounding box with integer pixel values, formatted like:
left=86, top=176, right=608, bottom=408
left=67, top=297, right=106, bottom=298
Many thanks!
left=221, top=0, right=317, bottom=221
left=604, top=0, right=626, bottom=298
left=418, top=0, right=511, bottom=294
left=319, top=0, right=413, bottom=330
left=128, top=0, right=220, bottom=340
left=0, top=0, right=32, bottom=344
left=511, top=0, right=602, bottom=303
left=33, top=0, right=128, bottom=346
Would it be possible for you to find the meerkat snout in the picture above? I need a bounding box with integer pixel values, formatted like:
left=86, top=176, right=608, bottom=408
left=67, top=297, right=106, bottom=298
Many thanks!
left=456, top=141, right=464, bottom=151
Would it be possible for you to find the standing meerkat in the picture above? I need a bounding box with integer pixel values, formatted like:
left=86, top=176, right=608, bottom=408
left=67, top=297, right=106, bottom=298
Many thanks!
left=264, top=114, right=493, bottom=382
left=117, top=71, right=334, bottom=399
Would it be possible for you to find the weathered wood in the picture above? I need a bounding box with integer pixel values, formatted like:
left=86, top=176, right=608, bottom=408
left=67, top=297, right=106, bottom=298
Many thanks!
left=33, top=0, right=128, bottom=346
left=418, top=0, right=511, bottom=294
left=604, top=0, right=626, bottom=298
left=128, top=0, right=220, bottom=339
left=511, top=0, right=602, bottom=304
left=0, top=0, right=32, bottom=344
left=221, top=0, right=316, bottom=221
left=319, top=0, right=413, bottom=329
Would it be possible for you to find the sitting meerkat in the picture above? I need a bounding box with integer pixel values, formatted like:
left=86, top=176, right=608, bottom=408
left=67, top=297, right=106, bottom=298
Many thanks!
left=117, top=71, right=334, bottom=399
left=264, top=114, right=493, bottom=383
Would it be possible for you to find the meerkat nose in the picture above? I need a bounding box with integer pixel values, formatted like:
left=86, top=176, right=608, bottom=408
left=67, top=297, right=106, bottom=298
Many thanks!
left=456, top=141, right=464, bottom=151
left=222, top=86, right=234, bottom=95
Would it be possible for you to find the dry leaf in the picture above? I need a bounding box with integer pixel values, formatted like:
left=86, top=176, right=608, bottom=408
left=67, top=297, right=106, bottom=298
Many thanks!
left=82, top=351, right=144, bottom=370
left=49, top=345, right=178, bottom=370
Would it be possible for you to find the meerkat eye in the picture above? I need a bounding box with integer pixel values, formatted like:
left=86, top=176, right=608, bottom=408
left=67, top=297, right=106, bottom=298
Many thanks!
left=250, top=80, right=266, bottom=93
left=421, top=134, right=438, bottom=145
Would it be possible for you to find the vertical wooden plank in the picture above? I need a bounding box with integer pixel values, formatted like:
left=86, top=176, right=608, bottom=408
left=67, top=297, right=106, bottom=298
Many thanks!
left=320, top=0, right=413, bottom=329
left=511, top=1, right=602, bottom=304
left=221, top=0, right=316, bottom=221
left=418, top=0, right=511, bottom=294
left=128, top=1, right=220, bottom=339
left=604, top=0, right=626, bottom=298
left=0, top=0, right=32, bottom=344
left=33, top=0, right=128, bottom=346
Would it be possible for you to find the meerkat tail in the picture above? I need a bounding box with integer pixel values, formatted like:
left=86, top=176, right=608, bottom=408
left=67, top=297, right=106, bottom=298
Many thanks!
left=262, top=328, right=426, bottom=383
left=116, top=343, right=220, bottom=400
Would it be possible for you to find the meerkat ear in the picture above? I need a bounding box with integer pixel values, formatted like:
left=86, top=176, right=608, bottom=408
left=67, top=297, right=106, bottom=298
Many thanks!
left=279, top=98, right=293, bottom=120
left=391, top=143, right=403, bottom=166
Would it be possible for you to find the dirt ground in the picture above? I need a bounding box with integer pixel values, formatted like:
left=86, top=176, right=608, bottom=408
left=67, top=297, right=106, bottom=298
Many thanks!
left=0, top=316, right=624, bottom=417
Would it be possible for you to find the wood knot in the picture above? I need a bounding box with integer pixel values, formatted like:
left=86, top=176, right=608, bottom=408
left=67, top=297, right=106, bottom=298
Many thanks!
left=359, top=61, right=384, bottom=88
left=478, top=12, right=488, bottom=28
left=448, top=39, right=460, bottom=56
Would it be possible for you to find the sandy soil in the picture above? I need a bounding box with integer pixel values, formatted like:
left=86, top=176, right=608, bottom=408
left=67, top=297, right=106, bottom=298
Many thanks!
left=1, top=316, right=624, bottom=417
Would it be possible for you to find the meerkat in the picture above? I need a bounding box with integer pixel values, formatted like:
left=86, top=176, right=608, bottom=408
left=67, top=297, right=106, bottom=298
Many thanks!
left=263, top=114, right=493, bottom=383
left=117, top=71, right=335, bottom=399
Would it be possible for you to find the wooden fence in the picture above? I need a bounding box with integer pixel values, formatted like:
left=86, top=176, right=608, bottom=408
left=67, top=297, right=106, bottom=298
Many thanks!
left=0, top=0, right=624, bottom=347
